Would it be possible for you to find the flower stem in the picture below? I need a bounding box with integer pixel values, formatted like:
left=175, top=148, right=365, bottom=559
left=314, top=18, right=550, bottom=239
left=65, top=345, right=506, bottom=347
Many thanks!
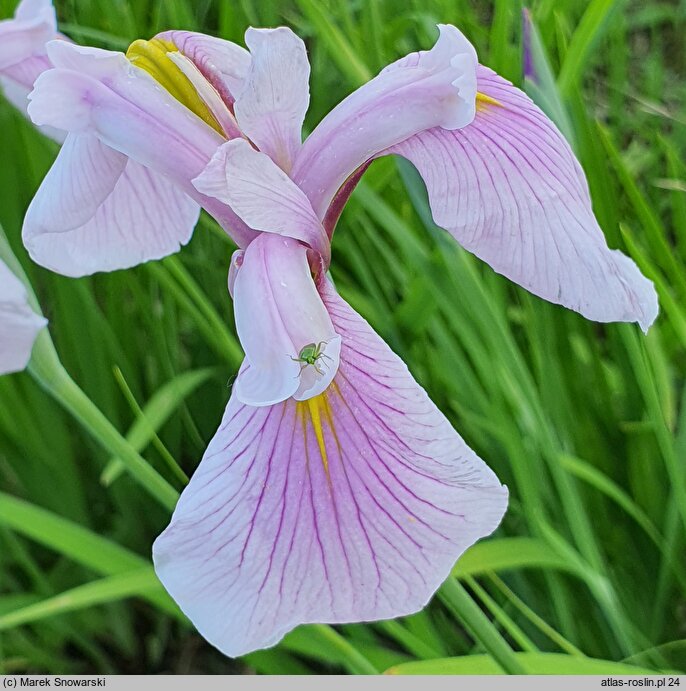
left=439, top=578, right=526, bottom=675
left=0, top=230, right=180, bottom=512
left=28, top=331, right=180, bottom=512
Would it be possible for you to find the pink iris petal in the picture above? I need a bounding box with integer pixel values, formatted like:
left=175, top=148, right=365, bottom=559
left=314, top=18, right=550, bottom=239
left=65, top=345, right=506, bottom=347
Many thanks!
left=2, top=52, right=50, bottom=98
left=233, top=28, right=310, bottom=172
left=153, top=280, right=508, bottom=657
left=30, top=41, right=223, bottom=180
left=25, top=41, right=257, bottom=262
left=156, top=30, right=251, bottom=106
left=166, top=51, right=242, bottom=139
left=291, top=24, right=478, bottom=218
left=0, top=54, right=65, bottom=141
left=0, top=0, right=55, bottom=71
left=232, top=234, right=340, bottom=407
left=22, top=134, right=200, bottom=277
left=193, top=139, right=329, bottom=261
left=0, top=259, right=47, bottom=375
left=387, top=65, right=658, bottom=331
left=0, top=0, right=64, bottom=141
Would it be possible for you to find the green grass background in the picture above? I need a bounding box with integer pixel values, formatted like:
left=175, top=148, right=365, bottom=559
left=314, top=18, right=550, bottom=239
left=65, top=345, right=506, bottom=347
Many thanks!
left=0, top=0, right=684, bottom=675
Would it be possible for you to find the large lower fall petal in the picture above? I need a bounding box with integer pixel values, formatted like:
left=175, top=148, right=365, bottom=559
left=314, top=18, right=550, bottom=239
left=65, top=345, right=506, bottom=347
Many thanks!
left=0, top=258, right=46, bottom=375
left=153, top=281, right=508, bottom=658
left=388, top=65, right=658, bottom=331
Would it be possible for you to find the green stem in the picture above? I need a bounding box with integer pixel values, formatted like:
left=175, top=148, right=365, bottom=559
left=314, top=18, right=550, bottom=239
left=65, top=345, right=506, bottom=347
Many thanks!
left=28, top=331, right=179, bottom=512
left=439, top=579, right=526, bottom=675
left=0, top=229, right=179, bottom=511
left=162, top=256, right=243, bottom=365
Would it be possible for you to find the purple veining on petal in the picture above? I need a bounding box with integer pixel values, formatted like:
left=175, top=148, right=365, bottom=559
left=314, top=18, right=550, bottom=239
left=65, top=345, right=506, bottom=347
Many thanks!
left=153, top=280, right=507, bottom=658
left=385, top=65, right=658, bottom=331
left=22, top=134, right=201, bottom=277
left=24, top=41, right=259, bottom=271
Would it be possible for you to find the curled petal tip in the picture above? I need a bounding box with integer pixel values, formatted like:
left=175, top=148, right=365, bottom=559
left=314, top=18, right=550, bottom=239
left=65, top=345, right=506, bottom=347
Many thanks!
left=27, top=69, right=93, bottom=132
left=194, top=139, right=329, bottom=260
left=292, top=335, right=342, bottom=401
left=234, top=360, right=300, bottom=407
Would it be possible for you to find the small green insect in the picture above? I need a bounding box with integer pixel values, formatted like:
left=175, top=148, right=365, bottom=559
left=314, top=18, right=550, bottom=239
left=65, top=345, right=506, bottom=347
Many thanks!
left=291, top=341, right=331, bottom=375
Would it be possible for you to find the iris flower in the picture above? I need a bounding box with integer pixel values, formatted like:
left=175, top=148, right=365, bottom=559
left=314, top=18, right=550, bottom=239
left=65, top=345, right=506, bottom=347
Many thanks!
left=17, top=13, right=657, bottom=657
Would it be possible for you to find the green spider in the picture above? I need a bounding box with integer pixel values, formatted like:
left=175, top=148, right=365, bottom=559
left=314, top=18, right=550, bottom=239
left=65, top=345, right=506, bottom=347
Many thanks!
left=291, top=341, right=331, bottom=376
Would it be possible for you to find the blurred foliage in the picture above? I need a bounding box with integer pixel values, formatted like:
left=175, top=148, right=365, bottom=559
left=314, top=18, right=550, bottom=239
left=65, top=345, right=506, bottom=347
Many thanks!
left=0, top=0, right=685, bottom=675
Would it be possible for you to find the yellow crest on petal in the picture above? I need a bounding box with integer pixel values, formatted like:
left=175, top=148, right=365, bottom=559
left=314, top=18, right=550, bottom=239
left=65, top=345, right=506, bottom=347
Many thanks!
left=476, top=91, right=503, bottom=111
left=298, top=391, right=341, bottom=487
left=126, top=38, right=224, bottom=135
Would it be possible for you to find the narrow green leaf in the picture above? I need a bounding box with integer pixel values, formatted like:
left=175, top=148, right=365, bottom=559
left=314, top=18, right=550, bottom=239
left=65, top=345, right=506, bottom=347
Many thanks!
left=102, top=367, right=217, bottom=486
left=560, top=453, right=665, bottom=549
left=0, top=570, right=160, bottom=631
left=597, top=124, right=686, bottom=298
left=387, top=652, right=660, bottom=675
left=0, top=493, right=182, bottom=619
left=557, top=0, right=626, bottom=96
left=522, top=9, right=577, bottom=148
left=452, top=538, right=577, bottom=578
left=294, top=0, right=372, bottom=87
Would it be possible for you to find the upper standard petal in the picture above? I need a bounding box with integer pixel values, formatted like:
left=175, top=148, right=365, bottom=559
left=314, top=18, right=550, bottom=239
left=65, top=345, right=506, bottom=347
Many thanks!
left=153, top=280, right=507, bottom=657
left=234, top=27, right=310, bottom=173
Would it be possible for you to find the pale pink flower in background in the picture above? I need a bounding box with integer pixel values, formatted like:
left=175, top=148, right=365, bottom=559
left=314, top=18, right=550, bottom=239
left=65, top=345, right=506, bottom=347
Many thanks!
left=0, top=0, right=64, bottom=140
left=0, top=258, right=46, bottom=375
